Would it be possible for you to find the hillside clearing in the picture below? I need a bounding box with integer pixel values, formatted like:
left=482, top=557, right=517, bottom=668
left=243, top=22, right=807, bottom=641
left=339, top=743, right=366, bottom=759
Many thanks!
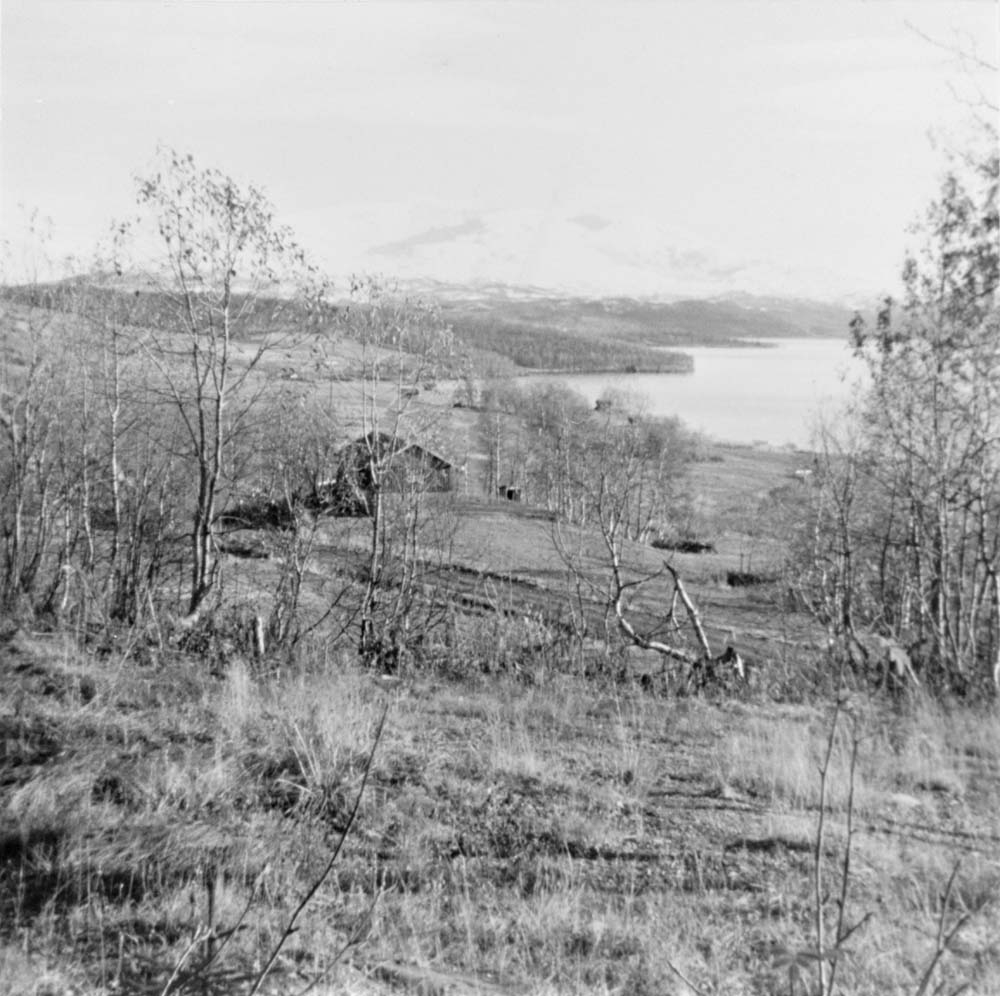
left=2, top=632, right=998, bottom=996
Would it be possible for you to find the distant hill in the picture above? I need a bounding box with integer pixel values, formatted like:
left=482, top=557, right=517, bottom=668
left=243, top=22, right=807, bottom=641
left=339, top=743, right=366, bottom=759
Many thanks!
left=440, top=290, right=854, bottom=371
left=2, top=276, right=855, bottom=378
left=0, top=277, right=340, bottom=342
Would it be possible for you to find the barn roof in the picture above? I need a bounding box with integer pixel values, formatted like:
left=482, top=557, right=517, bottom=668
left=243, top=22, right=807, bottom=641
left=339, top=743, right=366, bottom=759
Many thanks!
left=337, top=432, right=459, bottom=470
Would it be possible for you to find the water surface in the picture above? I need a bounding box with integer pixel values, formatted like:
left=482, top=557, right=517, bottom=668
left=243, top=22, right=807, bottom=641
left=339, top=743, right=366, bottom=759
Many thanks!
left=537, top=338, right=863, bottom=448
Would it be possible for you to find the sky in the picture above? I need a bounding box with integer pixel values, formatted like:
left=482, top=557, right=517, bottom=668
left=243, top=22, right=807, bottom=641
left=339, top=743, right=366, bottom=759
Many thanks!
left=2, top=1, right=997, bottom=301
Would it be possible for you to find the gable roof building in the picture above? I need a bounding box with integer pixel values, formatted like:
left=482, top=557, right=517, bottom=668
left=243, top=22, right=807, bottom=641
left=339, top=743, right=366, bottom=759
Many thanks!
left=310, top=432, right=460, bottom=515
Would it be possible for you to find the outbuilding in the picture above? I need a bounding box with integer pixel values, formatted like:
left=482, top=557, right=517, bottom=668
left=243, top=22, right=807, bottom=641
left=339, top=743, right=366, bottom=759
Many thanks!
left=309, top=432, right=459, bottom=515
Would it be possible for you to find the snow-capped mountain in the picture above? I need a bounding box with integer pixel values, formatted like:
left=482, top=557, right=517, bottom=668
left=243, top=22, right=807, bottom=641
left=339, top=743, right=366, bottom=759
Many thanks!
left=314, top=206, right=876, bottom=304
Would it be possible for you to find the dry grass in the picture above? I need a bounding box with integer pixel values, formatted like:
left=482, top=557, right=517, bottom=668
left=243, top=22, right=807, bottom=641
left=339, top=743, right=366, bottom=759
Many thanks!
left=716, top=697, right=1000, bottom=817
left=2, top=630, right=999, bottom=995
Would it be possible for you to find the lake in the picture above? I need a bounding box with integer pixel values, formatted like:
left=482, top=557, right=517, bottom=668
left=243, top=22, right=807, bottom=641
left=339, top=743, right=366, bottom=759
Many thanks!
left=534, top=338, right=864, bottom=449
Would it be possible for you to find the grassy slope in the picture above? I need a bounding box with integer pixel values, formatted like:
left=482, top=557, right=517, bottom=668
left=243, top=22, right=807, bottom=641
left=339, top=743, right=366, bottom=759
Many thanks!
left=2, top=291, right=998, bottom=995
left=3, top=634, right=999, bottom=996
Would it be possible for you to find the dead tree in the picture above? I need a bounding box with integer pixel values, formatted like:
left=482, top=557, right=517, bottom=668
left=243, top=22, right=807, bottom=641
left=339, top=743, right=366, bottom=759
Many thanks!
left=554, top=465, right=744, bottom=691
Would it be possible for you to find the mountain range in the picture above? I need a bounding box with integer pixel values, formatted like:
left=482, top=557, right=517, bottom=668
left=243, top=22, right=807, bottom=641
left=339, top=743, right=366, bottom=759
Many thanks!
left=338, top=206, right=879, bottom=307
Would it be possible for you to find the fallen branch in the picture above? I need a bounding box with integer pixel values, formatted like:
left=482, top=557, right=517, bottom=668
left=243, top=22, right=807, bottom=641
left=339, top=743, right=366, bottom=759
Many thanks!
left=552, top=503, right=743, bottom=687
left=664, top=562, right=711, bottom=658
left=612, top=569, right=745, bottom=688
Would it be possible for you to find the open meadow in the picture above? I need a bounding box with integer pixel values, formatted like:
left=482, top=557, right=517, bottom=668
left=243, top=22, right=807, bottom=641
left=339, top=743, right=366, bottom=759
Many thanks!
left=3, top=604, right=999, bottom=995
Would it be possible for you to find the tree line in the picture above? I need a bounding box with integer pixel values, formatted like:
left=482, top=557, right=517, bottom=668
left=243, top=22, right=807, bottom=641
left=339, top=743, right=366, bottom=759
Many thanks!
left=470, top=376, right=693, bottom=542
left=447, top=312, right=693, bottom=374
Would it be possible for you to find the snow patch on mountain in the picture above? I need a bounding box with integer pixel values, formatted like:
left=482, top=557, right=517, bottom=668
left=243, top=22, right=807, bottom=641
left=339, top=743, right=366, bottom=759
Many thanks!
left=326, top=206, right=867, bottom=302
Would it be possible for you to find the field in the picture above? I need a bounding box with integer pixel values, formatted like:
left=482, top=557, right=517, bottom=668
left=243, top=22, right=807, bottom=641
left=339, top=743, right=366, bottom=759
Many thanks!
left=2, top=294, right=999, bottom=996
left=4, top=618, right=999, bottom=996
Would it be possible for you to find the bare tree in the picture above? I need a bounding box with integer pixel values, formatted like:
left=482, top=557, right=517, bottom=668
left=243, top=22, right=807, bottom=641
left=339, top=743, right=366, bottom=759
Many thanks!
left=553, top=398, right=742, bottom=687
left=336, top=278, right=457, bottom=668
left=802, top=138, right=1000, bottom=694
left=0, top=299, right=71, bottom=616
left=522, top=381, right=592, bottom=520
left=129, top=148, right=328, bottom=619
left=0, top=219, right=88, bottom=620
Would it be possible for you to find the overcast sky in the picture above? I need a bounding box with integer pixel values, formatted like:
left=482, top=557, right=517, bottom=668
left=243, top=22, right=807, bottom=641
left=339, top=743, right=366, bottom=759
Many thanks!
left=2, top=1, right=997, bottom=300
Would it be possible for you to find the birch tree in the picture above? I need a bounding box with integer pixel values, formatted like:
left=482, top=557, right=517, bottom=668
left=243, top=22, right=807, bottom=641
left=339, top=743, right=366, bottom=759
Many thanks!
left=132, top=149, right=327, bottom=618
left=338, top=278, right=456, bottom=668
left=809, top=140, right=1000, bottom=693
